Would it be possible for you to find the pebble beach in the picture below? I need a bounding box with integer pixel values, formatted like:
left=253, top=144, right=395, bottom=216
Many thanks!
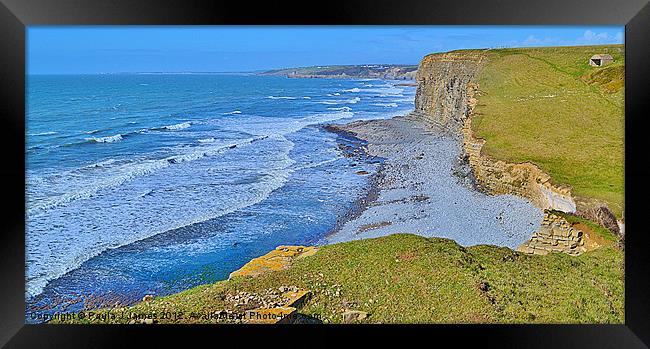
left=324, top=114, right=543, bottom=249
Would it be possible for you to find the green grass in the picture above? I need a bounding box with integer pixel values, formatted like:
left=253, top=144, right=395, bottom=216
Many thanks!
left=53, top=232, right=623, bottom=324
left=472, top=45, right=624, bottom=217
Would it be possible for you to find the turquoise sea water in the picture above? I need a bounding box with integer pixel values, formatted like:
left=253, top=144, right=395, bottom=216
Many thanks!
left=25, top=74, right=415, bottom=320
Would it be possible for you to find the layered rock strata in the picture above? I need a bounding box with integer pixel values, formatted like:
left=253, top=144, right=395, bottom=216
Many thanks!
left=516, top=212, right=587, bottom=256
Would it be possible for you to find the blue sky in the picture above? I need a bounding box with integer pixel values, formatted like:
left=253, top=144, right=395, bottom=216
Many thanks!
left=27, top=26, right=624, bottom=74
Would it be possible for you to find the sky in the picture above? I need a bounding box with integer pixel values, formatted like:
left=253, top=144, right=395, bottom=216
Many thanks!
left=27, top=26, right=624, bottom=74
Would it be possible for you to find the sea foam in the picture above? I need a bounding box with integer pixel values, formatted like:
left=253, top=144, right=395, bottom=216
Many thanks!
left=162, top=122, right=191, bottom=130
left=86, top=134, right=123, bottom=143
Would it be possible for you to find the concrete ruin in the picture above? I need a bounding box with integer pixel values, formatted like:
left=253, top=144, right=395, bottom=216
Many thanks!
left=589, top=54, right=614, bottom=67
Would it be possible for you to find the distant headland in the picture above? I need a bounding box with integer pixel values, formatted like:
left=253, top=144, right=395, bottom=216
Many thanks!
left=260, top=64, right=417, bottom=80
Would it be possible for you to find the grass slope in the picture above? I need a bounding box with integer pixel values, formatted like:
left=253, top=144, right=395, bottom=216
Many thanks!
left=55, top=231, right=623, bottom=324
left=472, top=45, right=624, bottom=217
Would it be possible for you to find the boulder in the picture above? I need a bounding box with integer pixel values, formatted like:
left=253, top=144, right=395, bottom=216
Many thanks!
left=342, top=310, right=369, bottom=323
left=229, top=245, right=318, bottom=279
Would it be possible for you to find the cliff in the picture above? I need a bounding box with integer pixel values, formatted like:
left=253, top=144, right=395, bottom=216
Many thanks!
left=413, top=50, right=486, bottom=134
left=414, top=49, right=577, bottom=214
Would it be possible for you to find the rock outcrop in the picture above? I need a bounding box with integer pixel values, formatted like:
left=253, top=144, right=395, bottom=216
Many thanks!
left=227, top=246, right=317, bottom=324
left=576, top=205, right=621, bottom=237
left=229, top=245, right=318, bottom=279
left=516, top=212, right=587, bottom=256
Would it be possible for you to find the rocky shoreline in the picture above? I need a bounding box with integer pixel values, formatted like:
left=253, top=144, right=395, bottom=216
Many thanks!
left=322, top=113, right=543, bottom=249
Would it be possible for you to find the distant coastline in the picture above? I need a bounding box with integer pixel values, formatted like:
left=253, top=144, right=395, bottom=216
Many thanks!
left=260, top=64, right=417, bottom=80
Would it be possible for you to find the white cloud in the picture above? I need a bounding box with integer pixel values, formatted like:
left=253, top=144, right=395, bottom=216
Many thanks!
left=521, top=35, right=561, bottom=47
left=523, top=35, right=542, bottom=44
left=578, top=30, right=623, bottom=44
left=616, top=32, right=624, bottom=42
left=516, top=30, right=624, bottom=48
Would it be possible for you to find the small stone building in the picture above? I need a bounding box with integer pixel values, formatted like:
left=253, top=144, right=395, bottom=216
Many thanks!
left=589, top=54, right=614, bottom=67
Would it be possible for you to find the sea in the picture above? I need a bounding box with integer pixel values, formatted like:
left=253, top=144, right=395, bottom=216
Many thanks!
left=25, top=73, right=416, bottom=320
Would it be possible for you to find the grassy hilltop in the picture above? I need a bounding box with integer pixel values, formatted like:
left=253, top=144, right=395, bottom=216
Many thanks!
left=471, top=45, right=624, bottom=217
left=55, top=221, right=622, bottom=324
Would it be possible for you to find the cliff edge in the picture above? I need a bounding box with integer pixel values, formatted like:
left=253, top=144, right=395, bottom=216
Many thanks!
left=413, top=46, right=624, bottom=237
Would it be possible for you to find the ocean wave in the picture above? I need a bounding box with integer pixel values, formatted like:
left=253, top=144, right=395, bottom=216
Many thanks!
left=161, top=122, right=191, bottom=131
left=318, top=97, right=361, bottom=105
left=219, top=111, right=355, bottom=138
left=363, top=85, right=406, bottom=97
left=327, top=106, right=352, bottom=112
left=80, top=159, right=117, bottom=169
left=198, top=138, right=215, bottom=143
left=27, top=136, right=267, bottom=217
left=33, top=121, right=198, bottom=153
left=297, top=111, right=355, bottom=129
left=343, top=88, right=361, bottom=93
left=372, top=103, right=398, bottom=108
left=327, top=92, right=341, bottom=96
left=26, top=134, right=295, bottom=298
left=267, top=96, right=297, bottom=100
left=29, top=131, right=58, bottom=136
left=27, top=159, right=167, bottom=217
left=223, top=110, right=242, bottom=115
left=85, top=134, right=123, bottom=143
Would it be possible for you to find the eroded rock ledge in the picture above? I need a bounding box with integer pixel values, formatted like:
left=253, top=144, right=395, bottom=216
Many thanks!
left=517, top=212, right=586, bottom=256
left=461, top=86, right=577, bottom=213
left=229, top=245, right=318, bottom=279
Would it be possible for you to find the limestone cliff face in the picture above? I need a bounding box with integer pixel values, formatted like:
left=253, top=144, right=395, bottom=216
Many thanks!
left=414, top=50, right=577, bottom=213
left=413, top=51, right=486, bottom=134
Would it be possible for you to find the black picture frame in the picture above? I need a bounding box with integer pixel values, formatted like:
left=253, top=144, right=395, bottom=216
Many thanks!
left=1, top=0, right=649, bottom=347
